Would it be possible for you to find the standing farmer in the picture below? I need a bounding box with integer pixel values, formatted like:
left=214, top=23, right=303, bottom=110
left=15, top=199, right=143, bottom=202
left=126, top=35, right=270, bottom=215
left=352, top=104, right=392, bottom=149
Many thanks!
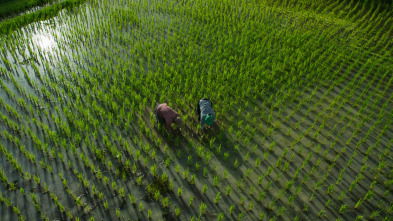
left=197, top=98, right=216, bottom=132
left=155, top=103, right=183, bottom=133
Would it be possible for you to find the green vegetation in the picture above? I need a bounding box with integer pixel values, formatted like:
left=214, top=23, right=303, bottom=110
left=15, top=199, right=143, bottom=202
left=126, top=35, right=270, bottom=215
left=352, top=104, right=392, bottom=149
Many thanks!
left=0, top=0, right=86, bottom=35
left=0, top=0, right=54, bottom=19
left=0, top=0, right=392, bottom=220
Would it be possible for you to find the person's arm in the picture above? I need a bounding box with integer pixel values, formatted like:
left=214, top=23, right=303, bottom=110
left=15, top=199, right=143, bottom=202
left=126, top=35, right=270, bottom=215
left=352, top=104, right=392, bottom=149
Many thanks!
left=200, top=115, right=205, bottom=129
left=156, top=106, right=161, bottom=117
left=166, top=120, right=173, bottom=132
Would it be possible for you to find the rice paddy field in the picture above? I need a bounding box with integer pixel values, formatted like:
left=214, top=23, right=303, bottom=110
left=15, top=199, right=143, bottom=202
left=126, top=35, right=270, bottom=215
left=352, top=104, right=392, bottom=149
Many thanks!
left=0, top=0, right=393, bottom=220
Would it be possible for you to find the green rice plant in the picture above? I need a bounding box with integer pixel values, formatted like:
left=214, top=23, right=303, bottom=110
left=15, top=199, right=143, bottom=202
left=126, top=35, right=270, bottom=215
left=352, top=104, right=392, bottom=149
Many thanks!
left=244, top=152, right=250, bottom=161
left=178, top=187, right=183, bottom=196
left=246, top=169, right=252, bottom=178
left=234, top=144, right=239, bottom=152
left=116, top=208, right=120, bottom=218
left=268, top=200, right=276, bottom=211
left=153, top=190, right=161, bottom=201
left=234, top=159, right=239, bottom=168
left=338, top=190, right=347, bottom=202
left=237, top=178, right=244, bottom=189
left=217, top=212, right=224, bottom=221
left=214, top=192, right=221, bottom=204
left=223, top=152, right=229, bottom=161
left=355, top=174, right=364, bottom=184
left=255, top=157, right=261, bottom=168
left=188, top=155, right=192, bottom=166
left=238, top=211, right=246, bottom=221
left=363, top=190, right=375, bottom=201
left=285, top=180, right=294, bottom=191
left=222, top=169, right=228, bottom=179
left=252, top=145, right=258, bottom=153
left=203, top=167, right=208, bottom=177
left=339, top=204, right=348, bottom=214
left=276, top=158, right=282, bottom=168
left=139, top=202, right=144, bottom=212
left=150, top=164, right=157, bottom=177
left=111, top=181, right=117, bottom=192
left=137, top=176, right=142, bottom=186
left=33, top=175, right=40, bottom=186
left=183, top=169, right=189, bottom=180
left=161, top=197, right=169, bottom=208
left=189, top=196, right=193, bottom=206
left=199, top=202, right=207, bottom=216
left=143, top=157, right=149, bottom=166
left=189, top=174, right=196, bottom=185
left=205, top=153, right=213, bottom=164
left=355, top=215, right=366, bottom=221
left=19, top=187, right=25, bottom=196
left=147, top=209, right=152, bottom=218
left=216, top=144, right=222, bottom=155
left=175, top=164, right=180, bottom=174
left=201, top=184, right=207, bottom=194
left=258, top=174, right=265, bottom=185
left=327, top=184, right=336, bottom=195
left=104, top=201, right=109, bottom=210
left=354, top=199, right=364, bottom=209
left=318, top=209, right=326, bottom=218
left=277, top=205, right=286, bottom=216
left=213, top=175, right=220, bottom=186
left=275, top=172, right=282, bottom=182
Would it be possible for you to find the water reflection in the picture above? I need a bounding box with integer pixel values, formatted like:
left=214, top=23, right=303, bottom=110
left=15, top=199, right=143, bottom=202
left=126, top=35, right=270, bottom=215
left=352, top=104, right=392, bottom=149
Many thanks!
left=32, top=33, right=56, bottom=51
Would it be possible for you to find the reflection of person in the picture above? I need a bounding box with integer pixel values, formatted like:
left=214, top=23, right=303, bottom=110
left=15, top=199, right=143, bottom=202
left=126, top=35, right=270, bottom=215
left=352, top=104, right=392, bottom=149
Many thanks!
left=155, top=103, right=183, bottom=133
left=197, top=98, right=216, bottom=132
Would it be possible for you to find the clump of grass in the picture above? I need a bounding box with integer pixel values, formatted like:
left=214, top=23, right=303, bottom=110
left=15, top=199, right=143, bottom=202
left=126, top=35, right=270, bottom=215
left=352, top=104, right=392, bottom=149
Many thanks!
left=145, top=176, right=171, bottom=200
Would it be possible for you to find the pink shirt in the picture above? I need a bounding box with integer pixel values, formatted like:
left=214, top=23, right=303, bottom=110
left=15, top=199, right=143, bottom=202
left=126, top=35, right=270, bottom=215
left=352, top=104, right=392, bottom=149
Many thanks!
left=157, top=103, right=179, bottom=132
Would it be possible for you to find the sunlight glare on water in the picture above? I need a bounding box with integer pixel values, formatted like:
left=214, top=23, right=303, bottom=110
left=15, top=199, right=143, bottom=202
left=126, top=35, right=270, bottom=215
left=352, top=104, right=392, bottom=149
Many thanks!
left=32, top=33, right=57, bottom=52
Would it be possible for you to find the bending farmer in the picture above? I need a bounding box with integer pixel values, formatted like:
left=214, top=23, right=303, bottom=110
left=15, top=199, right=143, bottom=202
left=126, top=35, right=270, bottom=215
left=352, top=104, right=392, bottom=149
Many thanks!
left=155, top=103, right=183, bottom=133
left=197, top=98, right=216, bottom=131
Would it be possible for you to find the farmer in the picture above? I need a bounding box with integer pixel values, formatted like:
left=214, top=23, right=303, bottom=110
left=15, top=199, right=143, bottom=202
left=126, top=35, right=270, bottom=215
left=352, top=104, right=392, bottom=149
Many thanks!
left=197, top=98, right=216, bottom=132
left=155, top=103, right=183, bottom=133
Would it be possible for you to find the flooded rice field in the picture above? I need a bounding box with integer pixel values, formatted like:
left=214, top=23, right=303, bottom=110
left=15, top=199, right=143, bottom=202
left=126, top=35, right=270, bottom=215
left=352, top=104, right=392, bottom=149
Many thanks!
left=0, top=0, right=393, bottom=220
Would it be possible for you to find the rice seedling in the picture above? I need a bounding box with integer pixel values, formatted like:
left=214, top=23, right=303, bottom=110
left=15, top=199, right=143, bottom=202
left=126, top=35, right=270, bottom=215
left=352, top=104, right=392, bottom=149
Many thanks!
left=199, top=202, right=207, bottom=216
left=214, top=192, right=222, bottom=204
left=178, top=187, right=183, bottom=197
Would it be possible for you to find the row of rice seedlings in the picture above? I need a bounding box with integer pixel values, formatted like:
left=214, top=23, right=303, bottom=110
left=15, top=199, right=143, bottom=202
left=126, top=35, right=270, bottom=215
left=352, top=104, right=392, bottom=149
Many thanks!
left=165, top=1, right=388, bottom=218
left=89, top=0, right=388, bottom=218
left=1, top=0, right=390, bottom=219
left=248, top=66, right=386, bottom=218
left=0, top=191, right=26, bottom=221
left=289, top=70, right=391, bottom=219
left=49, top=0, right=370, bottom=192
left=2, top=103, right=82, bottom=218
left=3, top=99, right=145, bottom=219
left=0, top=138, right=71, bottom=219
left=45, top=67, right=179, bottom=219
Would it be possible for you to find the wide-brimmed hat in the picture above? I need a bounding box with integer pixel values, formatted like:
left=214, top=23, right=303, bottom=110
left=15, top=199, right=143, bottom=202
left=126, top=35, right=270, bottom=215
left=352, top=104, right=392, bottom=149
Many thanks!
left=174, top=117, right=183, bottom=127
left=205, top=114, right=214, bottom=126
